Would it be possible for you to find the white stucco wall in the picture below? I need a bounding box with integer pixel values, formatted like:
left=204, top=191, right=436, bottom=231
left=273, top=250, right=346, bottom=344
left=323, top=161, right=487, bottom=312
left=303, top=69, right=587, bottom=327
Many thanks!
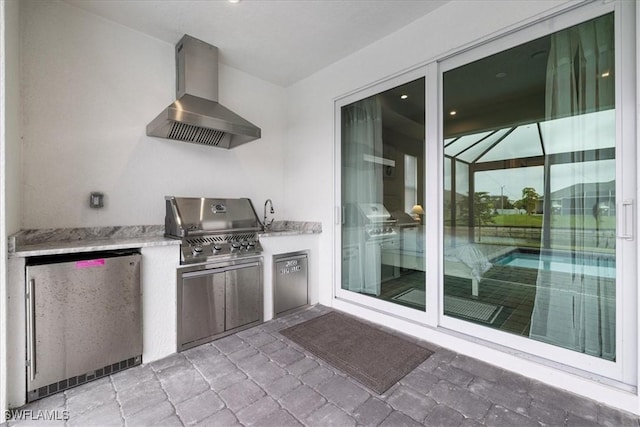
left=140, top=245, right=180, bottom=364
left=1, top=0, right=22, bottom=421
left=20, top=0, right=287, bottom=229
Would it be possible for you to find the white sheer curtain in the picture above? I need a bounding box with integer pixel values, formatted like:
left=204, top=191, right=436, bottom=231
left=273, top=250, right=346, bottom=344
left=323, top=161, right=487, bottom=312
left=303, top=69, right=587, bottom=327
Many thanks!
left=341, top=98, right=384, bottom=293
left=529, top=14, right=616, bottom=360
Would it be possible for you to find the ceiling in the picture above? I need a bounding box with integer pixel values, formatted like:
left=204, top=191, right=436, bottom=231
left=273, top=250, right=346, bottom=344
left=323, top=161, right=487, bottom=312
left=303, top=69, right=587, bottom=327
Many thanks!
left=443, top=35, right=551, bottom=138
left=63, top=0, right=448, bottom=87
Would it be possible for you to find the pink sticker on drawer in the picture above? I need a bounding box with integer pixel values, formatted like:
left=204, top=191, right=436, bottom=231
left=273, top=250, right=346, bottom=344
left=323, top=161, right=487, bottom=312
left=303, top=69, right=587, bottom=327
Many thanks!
left=76, top=259, right=105, bottom=268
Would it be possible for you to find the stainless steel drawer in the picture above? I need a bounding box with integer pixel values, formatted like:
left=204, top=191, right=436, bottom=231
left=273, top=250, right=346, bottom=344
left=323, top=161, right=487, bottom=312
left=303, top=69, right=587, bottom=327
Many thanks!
left=274, top=252, right=308, bottom=317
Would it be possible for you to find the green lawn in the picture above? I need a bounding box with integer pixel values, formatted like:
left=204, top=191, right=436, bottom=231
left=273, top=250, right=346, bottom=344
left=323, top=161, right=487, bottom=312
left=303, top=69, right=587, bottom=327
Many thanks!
left=491, top=214, right=615, bottom=230
left=492, top=214, right=542, bottom=227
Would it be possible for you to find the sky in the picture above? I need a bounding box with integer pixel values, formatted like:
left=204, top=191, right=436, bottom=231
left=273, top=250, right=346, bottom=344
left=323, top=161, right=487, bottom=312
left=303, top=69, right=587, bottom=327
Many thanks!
left=446, top=159, right=616, bottom=201
left=443, top=110, right=617, bottom=200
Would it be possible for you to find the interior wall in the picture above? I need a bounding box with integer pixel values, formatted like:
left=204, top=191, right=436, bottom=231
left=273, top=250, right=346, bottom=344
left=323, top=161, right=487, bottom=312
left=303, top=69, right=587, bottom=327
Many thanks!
left=1, top=0, right=21, bottom=419
left=382, top=128, right=425, bottom=215
left=20, top=0, right=287, bottom=229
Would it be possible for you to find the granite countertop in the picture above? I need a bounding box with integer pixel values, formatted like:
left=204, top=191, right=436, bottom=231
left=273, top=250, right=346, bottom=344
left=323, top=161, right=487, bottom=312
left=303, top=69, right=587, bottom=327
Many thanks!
left=9, top=221, right=322, bottom=257
left=259, top=221, right=322, bottom=237
left=9, top=225, right=180, bottom=257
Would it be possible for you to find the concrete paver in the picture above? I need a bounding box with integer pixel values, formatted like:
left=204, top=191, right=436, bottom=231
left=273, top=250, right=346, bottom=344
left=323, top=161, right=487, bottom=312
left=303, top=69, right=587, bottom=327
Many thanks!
left=7, top=305, right=640, bottom=427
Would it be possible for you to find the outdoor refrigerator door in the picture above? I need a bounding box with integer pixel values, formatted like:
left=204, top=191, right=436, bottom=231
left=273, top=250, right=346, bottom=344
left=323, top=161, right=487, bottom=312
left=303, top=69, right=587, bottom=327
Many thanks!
left=26, top=254, right=141, bottom=392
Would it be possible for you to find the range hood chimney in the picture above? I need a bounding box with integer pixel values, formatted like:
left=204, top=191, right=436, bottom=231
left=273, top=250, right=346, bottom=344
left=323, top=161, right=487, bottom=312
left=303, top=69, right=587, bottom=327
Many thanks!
left=146, top=35, right=261, bottom=149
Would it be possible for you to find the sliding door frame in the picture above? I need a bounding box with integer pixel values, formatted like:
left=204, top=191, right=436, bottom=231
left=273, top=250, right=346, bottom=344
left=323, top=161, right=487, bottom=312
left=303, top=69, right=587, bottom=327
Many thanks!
left=434, top=0, right=637, bottom=385
left=333, top=66, right=429, bottom=325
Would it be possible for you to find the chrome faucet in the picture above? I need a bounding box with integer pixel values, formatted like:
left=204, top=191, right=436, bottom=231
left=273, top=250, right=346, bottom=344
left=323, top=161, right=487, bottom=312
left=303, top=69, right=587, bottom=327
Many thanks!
left=263, top=199, right=275, bottom=229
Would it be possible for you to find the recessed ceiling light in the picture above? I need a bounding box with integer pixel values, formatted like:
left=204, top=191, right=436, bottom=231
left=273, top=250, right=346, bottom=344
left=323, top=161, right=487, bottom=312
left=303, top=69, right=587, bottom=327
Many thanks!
left=400, top=94, right=408, bottom=100
left=449, top=110, right=457, bottom=116
left=495, top=72, right=507, bottom=78
left=228, top=0, right=241, bottom=3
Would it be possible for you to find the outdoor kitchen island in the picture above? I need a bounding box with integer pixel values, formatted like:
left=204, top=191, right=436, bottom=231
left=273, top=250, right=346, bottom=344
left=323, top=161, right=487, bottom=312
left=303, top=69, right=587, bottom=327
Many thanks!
left=6, top=220, right=321, bottom=409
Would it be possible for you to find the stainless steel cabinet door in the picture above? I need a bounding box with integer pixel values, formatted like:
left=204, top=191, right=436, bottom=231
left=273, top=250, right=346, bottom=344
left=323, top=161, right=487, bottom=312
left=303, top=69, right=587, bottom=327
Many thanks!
left=26, top=254, right=141, bottom=392
left=225, top=263, right=262, bottom=330
left=275, top=255, right=308, bottom=315
left=181, top=270, right=226, bottom=346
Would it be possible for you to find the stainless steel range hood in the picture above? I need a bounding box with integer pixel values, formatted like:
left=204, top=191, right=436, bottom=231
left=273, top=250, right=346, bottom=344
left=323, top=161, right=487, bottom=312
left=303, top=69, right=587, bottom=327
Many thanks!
left=147, top=35, right=261, bottom=149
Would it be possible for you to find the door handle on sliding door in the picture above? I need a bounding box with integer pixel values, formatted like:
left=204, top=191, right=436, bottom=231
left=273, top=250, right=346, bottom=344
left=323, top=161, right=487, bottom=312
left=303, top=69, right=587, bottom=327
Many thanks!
left=617, top=200, right=634, bottom=241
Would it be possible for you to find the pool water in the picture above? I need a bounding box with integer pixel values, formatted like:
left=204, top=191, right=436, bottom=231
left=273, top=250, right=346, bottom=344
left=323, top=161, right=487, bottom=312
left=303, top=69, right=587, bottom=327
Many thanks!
left=495, top=251, right=616, bottom=279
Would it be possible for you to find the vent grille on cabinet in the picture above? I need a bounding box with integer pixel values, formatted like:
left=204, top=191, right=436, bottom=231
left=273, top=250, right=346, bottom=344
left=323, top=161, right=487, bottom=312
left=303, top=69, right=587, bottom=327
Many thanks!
left=27, top=355, right=141, bottom=403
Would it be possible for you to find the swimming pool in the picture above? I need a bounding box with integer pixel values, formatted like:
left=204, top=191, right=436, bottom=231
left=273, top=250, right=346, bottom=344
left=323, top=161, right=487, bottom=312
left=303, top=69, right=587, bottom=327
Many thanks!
left=494, top=250, right=616, bottom=279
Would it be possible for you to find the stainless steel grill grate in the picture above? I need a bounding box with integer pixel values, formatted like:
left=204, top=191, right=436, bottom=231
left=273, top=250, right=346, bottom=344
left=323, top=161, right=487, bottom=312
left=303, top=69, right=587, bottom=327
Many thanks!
left=185, top=233, right=258, bottom=246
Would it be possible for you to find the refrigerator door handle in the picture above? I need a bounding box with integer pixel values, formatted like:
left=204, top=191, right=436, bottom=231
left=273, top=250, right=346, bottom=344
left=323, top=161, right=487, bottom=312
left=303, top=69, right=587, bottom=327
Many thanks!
left=26, top=278, right=36, bottom=382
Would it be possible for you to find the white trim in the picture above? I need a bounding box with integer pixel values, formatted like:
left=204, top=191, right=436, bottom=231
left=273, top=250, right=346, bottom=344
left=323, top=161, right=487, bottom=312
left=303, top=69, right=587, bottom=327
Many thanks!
left=636, top=0, right=640, bottom=395
left=334, top=66, right=426, bottom=109
left=0, top=0, right=7, bottom=419
left=425, top=61, right=440, bottom=327
left=615, top=0, right=638, bottom=386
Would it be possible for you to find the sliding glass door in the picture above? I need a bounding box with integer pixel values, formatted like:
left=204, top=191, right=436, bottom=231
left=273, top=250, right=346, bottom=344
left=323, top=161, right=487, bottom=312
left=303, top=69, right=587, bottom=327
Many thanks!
left=335, top=0, right=634, bottom=384
left=338, top=73, right=427, bottom=313
left=440, top=2, right=636, bottom=382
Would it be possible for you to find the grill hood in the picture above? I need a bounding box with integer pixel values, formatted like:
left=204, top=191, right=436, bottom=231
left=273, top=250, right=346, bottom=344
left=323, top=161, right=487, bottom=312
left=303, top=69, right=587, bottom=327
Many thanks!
left=147, top=35, right=261, bottom=149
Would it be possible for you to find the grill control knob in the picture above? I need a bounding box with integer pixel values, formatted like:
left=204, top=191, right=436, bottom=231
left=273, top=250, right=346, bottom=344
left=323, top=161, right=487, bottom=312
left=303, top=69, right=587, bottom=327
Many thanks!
left=248, top=241, right=256, bottom=247
left=192, top=246, right=203, bottom=255
left=230, top=242, right=241, bottom=251
left=212, top=244, right=222, bottom=253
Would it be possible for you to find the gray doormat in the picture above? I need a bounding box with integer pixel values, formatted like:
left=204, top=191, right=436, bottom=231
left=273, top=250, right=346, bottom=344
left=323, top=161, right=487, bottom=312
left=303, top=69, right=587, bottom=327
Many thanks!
left=444, top=295, right=503, bottom=324
left=392, top=289, right=503, bottom=324
left=392, top=288, right=425, bottom=307
left=280, top=312, right=432, bottom=394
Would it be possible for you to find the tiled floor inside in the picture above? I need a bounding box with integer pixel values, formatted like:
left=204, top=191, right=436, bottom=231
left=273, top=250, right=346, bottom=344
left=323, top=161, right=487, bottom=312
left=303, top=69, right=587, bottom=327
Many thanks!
left=7, top=305, right=640, bottom=426
left=444, top=265, right=538, bottom=335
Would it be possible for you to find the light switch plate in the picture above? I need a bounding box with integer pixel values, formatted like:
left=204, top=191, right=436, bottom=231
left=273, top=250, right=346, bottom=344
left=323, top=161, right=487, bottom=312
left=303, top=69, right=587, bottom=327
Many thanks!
left=89, top=192, right=104, bottom=208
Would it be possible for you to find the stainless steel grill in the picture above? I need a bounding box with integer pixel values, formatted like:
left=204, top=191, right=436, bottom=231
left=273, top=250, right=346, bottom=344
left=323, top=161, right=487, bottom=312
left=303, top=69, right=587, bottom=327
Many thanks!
left=165, top=196, right=263, bottom=264
left=358, top=203, right=398, bottom=241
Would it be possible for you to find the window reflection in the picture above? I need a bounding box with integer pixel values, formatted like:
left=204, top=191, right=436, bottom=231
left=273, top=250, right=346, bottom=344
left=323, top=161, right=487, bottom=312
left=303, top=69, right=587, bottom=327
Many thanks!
left=443, top=13, right=616, bottom=360
left=341, top=78, right=426, bottom=311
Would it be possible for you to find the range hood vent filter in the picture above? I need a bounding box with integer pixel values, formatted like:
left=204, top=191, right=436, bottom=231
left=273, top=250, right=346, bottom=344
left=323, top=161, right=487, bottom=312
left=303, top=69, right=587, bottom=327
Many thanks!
left=168, top=122, right=226, bottom=146
left=147, top=35, right=261, bottom=149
